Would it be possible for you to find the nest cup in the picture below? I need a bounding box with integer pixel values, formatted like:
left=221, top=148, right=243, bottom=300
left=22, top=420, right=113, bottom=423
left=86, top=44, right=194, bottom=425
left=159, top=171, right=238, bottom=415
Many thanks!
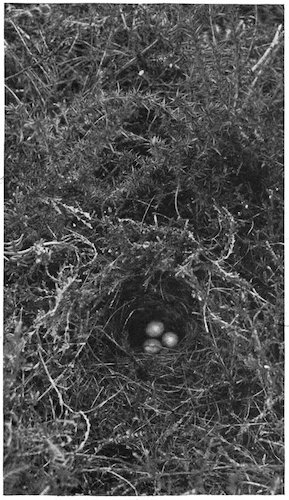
left=108, top=271, right=199, bottom=353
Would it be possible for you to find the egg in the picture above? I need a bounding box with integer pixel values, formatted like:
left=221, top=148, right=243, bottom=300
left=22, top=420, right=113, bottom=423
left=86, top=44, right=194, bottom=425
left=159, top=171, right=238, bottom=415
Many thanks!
left=145, top=320, right=164, bottom=338
left=143, top=338, right=162, bottom=354
left=162, top=332, right=179, bottom=348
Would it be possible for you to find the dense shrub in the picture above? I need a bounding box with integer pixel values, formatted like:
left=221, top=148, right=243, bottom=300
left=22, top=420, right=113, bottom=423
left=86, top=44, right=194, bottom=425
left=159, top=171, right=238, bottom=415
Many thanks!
left=4, top=4, right=283, bottom=495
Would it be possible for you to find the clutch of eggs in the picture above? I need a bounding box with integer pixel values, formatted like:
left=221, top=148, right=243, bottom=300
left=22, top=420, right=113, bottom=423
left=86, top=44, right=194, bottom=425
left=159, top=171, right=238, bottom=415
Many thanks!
left=143, top=338, right=162, bottom=354
left=162, top=332, right=179, bottom=348
left=145, top=320, right=164, bottom=338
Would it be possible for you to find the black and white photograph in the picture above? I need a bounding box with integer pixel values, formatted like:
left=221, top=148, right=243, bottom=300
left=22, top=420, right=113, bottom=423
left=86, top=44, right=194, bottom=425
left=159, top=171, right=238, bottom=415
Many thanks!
left=3, top=1, right=284, bottom=495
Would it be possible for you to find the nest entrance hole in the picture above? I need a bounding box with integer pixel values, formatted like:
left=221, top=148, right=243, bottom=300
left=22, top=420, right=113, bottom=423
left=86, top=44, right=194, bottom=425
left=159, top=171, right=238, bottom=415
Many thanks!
left=111, top=271, right=200, bottom=352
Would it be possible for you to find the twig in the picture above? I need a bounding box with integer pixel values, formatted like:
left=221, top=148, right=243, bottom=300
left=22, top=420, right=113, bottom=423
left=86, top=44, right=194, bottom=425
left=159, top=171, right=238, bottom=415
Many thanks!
left=242, top=24, right=283, bottom=108
left=251, top=24, right=283, bottom=74
left=174, top=183, right=181, bottom=219
left=75, top=411, right=91, bottom=452
left=105, top=469, right=138, bottom=495
left=141, top=196, right=155, bottom=226
left=38, top=348, right=65, bottom=416
left=5, top=84, right=22, bottom=104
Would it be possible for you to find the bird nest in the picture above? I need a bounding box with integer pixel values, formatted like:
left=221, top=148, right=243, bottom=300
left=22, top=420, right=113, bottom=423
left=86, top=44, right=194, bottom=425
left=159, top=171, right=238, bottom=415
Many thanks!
left=103, top=270, right=200, bottom=357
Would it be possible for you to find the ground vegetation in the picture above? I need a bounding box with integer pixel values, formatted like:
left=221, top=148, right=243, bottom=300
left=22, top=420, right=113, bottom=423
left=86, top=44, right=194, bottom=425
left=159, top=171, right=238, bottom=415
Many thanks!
left=4, top=4, right=284, bottom=495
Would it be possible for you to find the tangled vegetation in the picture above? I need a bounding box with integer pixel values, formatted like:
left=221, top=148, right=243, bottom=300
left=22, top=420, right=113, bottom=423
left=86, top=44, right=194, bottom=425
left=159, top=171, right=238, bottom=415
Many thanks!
left=4, top=3, right=284, bottom=495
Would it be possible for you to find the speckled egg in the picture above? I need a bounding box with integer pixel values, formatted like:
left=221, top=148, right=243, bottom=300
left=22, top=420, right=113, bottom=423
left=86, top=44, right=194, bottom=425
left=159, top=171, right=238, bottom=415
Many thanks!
left=162, top=332, right=179, bottom=348
left=143, top=338, right=162, bottom=354
left=145, top=320, right=164, bottom=338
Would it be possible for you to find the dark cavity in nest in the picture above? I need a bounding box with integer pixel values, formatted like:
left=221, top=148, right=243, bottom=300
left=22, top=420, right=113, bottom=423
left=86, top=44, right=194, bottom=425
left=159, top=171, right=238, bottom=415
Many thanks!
left=109, top=271, right=200, bottom=352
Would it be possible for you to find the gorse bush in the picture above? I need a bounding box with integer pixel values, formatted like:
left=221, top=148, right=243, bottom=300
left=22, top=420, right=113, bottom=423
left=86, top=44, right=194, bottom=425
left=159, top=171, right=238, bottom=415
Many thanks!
left=4, top=4, right=283, bottom=495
